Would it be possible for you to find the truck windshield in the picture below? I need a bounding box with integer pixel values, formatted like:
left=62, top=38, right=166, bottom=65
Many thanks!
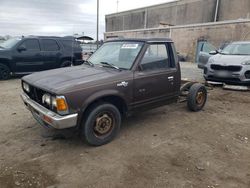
left=220, top=43, right=250, bottom=55
left=88, top=41, right=144, bottom=70
left=0, top=38, right=21, bottom=49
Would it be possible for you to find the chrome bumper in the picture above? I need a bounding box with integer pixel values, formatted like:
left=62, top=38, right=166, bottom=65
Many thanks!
left=21, top=92, right=78, bottom=129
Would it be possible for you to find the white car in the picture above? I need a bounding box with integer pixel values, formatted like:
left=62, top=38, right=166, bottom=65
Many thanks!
left=204, top=41, right=250, bottom=85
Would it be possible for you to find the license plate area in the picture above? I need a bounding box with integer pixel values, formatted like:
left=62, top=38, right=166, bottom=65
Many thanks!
left=215, top=71, right=230, bottom=78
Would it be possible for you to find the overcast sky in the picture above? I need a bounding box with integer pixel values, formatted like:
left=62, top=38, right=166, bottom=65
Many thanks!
left=0, top=0, right=173, bottom=40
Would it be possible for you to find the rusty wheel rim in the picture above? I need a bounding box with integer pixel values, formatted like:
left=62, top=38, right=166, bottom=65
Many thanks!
left=94, top=112, right=114, bottom=137
left=196, top=91, right=205, bottom=106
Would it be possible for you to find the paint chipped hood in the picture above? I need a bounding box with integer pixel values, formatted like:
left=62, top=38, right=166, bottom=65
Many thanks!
left=22, top=65, right=126, bottom=94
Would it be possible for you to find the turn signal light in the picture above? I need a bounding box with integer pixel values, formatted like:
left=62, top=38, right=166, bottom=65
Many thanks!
left=56, top=98, right=68, bottom=111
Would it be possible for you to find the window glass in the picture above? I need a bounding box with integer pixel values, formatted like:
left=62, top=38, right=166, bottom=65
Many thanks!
left=41, top=39, right=60, bottom=51
left=202, top=43, right=216, bottom=53
left=141, top=44, right=169, bottom=70
left=0, top=38, right=21, bottom=49
left=88, top=42, right=143, bottom=70
left=221, top=43, right=250, bottom=55
left=21, top=39, right=40, bottom=50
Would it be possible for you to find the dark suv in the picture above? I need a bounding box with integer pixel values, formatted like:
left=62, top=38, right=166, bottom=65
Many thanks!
left=0, top=36, right=83, bottom=79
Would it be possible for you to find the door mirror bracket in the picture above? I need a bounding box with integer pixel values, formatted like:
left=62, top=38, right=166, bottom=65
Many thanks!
left=209, top=50, right=218, bottom=55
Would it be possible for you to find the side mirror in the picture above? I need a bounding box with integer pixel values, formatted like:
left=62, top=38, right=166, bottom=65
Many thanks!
left=209, top=50, right=218, bottom=55
left=17, top=46, right=26, bottom=52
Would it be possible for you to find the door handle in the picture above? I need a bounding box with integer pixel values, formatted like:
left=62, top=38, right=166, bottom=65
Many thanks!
left=168, top=76, right=174, bottom=81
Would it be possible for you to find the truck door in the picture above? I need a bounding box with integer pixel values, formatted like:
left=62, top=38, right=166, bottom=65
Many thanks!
left=13, top=39, right=43, bottom=73
left=133, top=43, right=179, bottom=108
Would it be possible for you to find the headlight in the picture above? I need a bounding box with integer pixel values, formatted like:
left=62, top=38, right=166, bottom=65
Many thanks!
left=242, top=60, right=250, bottom=65
left=42, top=94, right=51, bottom=106
left=23, top=82, right=30, bottom=93
left=42, top=94, right=68, bottom=114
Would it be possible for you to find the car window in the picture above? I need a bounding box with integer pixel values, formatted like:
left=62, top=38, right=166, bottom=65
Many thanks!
left=202, top=42, right=216, bottom=53
left=41, top=39, right=60, bottom=51
left=140, top=44, right=169, bottom=71
left=20, top=39, right=40, bottom=51
left=221, top=43, right=250, bottom=55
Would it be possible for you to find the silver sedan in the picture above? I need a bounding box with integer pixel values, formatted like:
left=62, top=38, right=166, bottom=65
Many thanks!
left=204, top=41, right=250, bottom=85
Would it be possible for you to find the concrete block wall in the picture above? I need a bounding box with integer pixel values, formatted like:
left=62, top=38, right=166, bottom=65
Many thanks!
left=171, top=21, right=250, bottom=61
left=218, top=0, right=250, bottom=21
left=104, top=20, right=250, bottom=62
left=106, top=0, right=250, bottom=32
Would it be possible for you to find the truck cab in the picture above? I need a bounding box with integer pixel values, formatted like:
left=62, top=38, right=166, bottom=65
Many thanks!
left=21, top=38, right=207, bottom=146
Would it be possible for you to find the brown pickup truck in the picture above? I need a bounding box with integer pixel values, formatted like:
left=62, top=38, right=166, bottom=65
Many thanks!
left=21, top=38, right=207, bottom=146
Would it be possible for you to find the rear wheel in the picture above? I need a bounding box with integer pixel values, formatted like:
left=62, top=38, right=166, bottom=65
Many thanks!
left=82, top=103, right=121, bottom=146
left=0, top=63, right=11, bottom=80
left=60, top=60, right=72, bottom=68
left=187, top=83, right=207, bottom=112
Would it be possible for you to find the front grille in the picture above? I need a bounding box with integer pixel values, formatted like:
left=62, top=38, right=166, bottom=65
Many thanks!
left=210, top=64, right=242, bottom=72
left=25, top=85, right=46, bottom=105
left=24, top=85, right=52, bottom=110
left=207, top=76, right=241, bottom=82
left=245, top=71, right=250, bottom=79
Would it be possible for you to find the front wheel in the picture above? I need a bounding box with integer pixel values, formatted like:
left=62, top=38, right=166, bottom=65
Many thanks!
left=187, top=83, right=207, bottom=112
left=0, top=63, right=11, bottom=80
left=82, top=103, right=121, bottom=146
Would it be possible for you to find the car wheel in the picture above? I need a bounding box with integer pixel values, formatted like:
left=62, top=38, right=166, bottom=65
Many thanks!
left=187, top=83, right=207, bottom=112
left=0, top=63, right=11, bottom=80
left=60, top=60, right=72, bottom=68
left=82, top=103, right=121, bottom=146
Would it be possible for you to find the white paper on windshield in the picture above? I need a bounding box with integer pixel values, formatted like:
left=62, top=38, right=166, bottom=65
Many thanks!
left=121, top=44, right=138, bottom=49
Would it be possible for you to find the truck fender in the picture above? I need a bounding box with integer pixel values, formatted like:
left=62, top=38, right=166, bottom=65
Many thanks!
left=82, top=89, right=127, bottom=111
left=77, top=89, right=127, bottom=126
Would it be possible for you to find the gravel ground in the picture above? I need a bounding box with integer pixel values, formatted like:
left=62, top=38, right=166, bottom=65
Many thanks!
left=0, top=64, right=250, bottom=188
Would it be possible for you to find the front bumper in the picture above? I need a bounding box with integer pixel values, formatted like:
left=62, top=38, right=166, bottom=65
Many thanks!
left=21, top=92, right=78, bottom=129
left=204, top=67, right=250, bottom=85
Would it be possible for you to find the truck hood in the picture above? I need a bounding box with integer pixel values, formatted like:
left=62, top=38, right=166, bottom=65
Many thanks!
left=22, top=65, right=123, bottom=93
left=210, top=54, right=250, bottom=65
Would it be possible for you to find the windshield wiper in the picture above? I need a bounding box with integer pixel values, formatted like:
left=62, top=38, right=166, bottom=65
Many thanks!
left=100, top=62, right=120, bottom=70
left=0, top=45, right=4, bottom=49
left=83, top=60, right=94, bottom=67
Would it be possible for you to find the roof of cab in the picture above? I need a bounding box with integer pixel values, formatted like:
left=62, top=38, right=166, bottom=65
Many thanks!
left=106, top=38, right=173, bottom=43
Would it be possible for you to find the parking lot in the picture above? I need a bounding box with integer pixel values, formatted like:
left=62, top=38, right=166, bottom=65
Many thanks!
left=0, top=63, right=250, bottom=188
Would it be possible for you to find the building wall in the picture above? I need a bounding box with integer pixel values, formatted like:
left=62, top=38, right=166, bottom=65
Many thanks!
left=106, top=0, right=250, bottom=32
left=171, top=21, right=250, bottom=61
left=218, top=0, right=250, bottom=21
left=105, top=20, right=250, bottom=61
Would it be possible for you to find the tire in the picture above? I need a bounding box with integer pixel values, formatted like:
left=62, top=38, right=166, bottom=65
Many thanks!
left=82, top=103, right=121, bottom=146
left=0, top=63, right=11, bottom=80
left=60, top=60, right=72, bottom=68
left=187, top=83, right=207, bottom=112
